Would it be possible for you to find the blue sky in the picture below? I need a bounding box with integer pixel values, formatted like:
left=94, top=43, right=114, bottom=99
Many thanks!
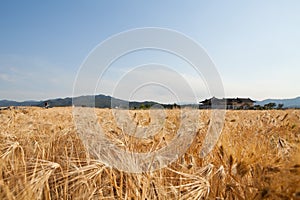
left=0, top=1, right=299, bottom=102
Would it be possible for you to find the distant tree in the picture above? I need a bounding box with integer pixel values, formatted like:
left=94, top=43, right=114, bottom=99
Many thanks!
left=173, top=103, right=179, bottom=109
left=139, top=104, right=150, bottom=110
left=264, top=102, right=276, bottom=110
left=277, top=103, right=284, bottom=109
left=139, top=104, right=146, bottom=109
left=253, top=105, right=263, bottom=110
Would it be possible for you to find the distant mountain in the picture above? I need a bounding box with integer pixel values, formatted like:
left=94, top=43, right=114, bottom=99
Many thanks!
left=0, top=100, right=40, bottom=107
left=0, top=94, right=177, bottom=109
left=255, top=96, right=300, bottom=108
left=2, top=95, right=300, bottom=109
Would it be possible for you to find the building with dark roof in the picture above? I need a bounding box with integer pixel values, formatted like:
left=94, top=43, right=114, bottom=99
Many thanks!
left=199, top=97, right=255, bottom=109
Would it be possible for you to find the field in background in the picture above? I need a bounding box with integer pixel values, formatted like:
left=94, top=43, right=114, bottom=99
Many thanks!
left=0, top=107, right=299, bottom=199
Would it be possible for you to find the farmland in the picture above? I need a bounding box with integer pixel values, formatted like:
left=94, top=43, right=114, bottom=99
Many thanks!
left=0, top=107, right=299, bottom=199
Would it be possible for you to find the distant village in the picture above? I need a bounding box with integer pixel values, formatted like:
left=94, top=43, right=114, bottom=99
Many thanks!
left=198, top=97, right=284, bottom=110
left=137, top=97, right=283, bottom=110
left=199, top=97, right=255, bottom=109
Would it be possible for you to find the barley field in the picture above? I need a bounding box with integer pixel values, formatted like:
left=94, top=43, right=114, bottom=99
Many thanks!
left=0, top=107, right=299, bottom=199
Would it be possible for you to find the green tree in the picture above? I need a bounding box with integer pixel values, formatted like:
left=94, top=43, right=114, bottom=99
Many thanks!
left=139, top=104, right=146, bottom=109
left=253, top=105, right=263, bottom=110
left=139, top=104, right=151, bottom=110
left=277, top=103, right=284, bottom=109
left=264, top=102, right=276, bottom=109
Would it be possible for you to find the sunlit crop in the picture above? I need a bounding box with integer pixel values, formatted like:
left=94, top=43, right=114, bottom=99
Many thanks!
left=0, top=107, right=299, bottom=199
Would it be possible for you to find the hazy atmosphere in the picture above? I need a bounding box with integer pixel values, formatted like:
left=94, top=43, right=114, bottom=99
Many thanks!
left=0, top=1, right=299, bottom=102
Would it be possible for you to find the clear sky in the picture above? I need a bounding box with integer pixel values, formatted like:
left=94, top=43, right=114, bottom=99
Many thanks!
left=0, top=1, right=299, bottom=103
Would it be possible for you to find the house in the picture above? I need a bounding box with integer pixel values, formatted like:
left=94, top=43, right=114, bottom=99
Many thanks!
left=199, top=97, right=255, bottom=109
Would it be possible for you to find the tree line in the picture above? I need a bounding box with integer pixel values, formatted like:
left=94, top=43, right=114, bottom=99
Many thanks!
left=252, top=103, right=284, bottom=110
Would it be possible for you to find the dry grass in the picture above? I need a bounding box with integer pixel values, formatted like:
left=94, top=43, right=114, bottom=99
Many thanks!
left=0, top=107, right=299, bottom=199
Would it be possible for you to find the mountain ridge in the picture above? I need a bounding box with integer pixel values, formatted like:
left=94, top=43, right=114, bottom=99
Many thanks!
left=1, top=95, right=300, bottom=108
left=0, top=94, right=176, bottom=109
left=255, top=96, right=300, bottom=108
